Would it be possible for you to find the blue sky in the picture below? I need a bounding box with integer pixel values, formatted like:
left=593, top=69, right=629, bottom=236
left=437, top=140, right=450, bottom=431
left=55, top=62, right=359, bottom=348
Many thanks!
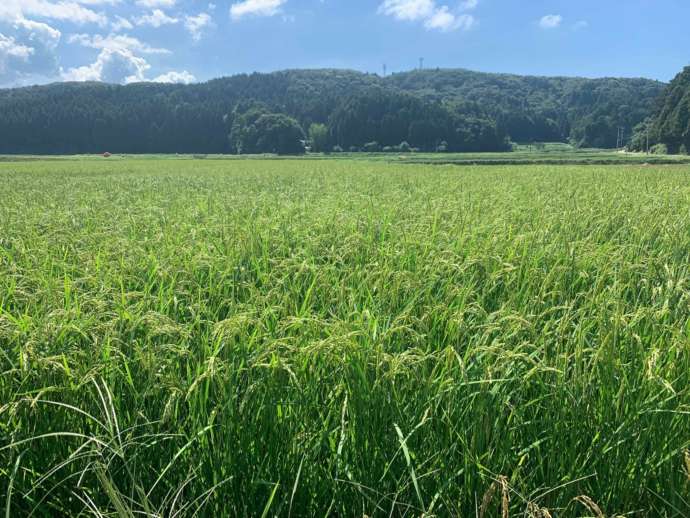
left=0, top=0, right=687, bottom=88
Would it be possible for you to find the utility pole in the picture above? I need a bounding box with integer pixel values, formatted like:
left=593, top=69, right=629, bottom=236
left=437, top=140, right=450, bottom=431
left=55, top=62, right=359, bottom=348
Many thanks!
left=616, top=127, right=621, bottom=149
left=382, top=64, right=387, bottom=77
left=646, top=129, right=650, bottom=154
left=419, top=57, right=424, bottom=71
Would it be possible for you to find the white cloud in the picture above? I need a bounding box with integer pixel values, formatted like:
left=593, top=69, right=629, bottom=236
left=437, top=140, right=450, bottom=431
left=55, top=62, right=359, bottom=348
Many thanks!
left=135, top=9, right=179, bottom=28
left=539, top=14, right=562, bottom=29
left=0, top=17, right=63, bottom=86
left=378, top=0, right=434, bottom=21
left=0, top=1, right=107, bottom=26
left=0, top=34, right=34, bottom=69
left=153, top=70, right=195, bottom=83
left=379, top=0, right=477, bottom=32
left=230, top=0, right=287, bottom=21
left=111, top=16, right=133, bottom=32
left=424, top=8, right=474, bottom=32
left=61, top=47, right=150, bottom=83
left=13, top=18, right=61, bottom=49
left=62, top=48, right=195, bottom=85
left=185, top=13, right=212, bottom=41
left=135, top=0, right=176, bottom=7
left=69, top=33, right=170, bottom=54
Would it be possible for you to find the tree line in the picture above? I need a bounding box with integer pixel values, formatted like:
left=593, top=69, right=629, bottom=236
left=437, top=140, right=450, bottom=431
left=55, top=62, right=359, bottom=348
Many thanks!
left=0, top=68, right=665, bottom=155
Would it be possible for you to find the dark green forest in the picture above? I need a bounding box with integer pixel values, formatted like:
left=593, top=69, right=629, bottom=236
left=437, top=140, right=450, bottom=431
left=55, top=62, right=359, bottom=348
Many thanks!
left=0, top=68, right=666, bottom=154
left=629, top=66, right=690, bottom=154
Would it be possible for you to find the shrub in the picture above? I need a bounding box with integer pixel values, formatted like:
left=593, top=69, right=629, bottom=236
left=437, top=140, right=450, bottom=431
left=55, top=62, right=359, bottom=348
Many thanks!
left=650, top=143, right=668, bottom=155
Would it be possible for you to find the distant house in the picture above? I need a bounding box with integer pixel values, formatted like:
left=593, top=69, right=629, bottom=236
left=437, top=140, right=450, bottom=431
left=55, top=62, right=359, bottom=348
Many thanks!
left=103, top=152, right=112, bottom=158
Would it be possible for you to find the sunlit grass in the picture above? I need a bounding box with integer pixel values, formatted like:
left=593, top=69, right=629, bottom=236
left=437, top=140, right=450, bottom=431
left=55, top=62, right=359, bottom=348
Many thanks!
left=1, top=159, right=689, bottom=516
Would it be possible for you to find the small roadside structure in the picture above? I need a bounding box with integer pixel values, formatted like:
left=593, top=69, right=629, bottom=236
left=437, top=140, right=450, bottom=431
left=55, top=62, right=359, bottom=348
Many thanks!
left=102, top=152, right=112, bottom=158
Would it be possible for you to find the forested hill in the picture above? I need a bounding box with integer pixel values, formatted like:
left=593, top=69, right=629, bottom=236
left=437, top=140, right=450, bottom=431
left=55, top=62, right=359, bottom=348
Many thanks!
left=0, top=68, right=664, bottom=154
left=388, top=70, right=663, bottom=146
left=651, top=66, right=690, bottom=153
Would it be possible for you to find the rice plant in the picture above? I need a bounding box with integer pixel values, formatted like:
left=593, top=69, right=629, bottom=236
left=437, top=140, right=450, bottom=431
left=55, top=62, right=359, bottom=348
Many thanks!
left=1, top=159, right=689, bottom=516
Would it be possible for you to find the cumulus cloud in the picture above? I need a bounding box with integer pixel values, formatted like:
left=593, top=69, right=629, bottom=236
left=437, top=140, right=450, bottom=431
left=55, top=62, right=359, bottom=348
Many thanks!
left=185, top=13, right=212, bottom=41
left=62, top=50, right=196, bottom=85
left=0, top=0, right=199, bottom=87
left=0, top=17, right=63, bottom=86
left=135, top=9, right=179, bottom=28
left=378, top=0, right=477, bottom=32
left=153, top=70, right=195, bottom=83
left=61, top=47, right=150, bottom=83
left=63, top=29, right=194, bottom=85
left=539, top=14, right=562, bottom=29
left=0, top=1, right=107, bottom=26
left=230, top=0, right=287, bottom=21
left=69, top=33, right=170, bottom=54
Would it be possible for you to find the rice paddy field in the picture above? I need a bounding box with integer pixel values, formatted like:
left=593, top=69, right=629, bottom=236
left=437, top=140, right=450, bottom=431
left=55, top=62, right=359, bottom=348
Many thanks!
left=1, top=158, right=690, bottom=517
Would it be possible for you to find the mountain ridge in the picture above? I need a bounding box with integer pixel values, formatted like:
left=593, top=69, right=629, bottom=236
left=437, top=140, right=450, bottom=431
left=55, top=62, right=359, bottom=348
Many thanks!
left=0, top=67, right=667, bottom=92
